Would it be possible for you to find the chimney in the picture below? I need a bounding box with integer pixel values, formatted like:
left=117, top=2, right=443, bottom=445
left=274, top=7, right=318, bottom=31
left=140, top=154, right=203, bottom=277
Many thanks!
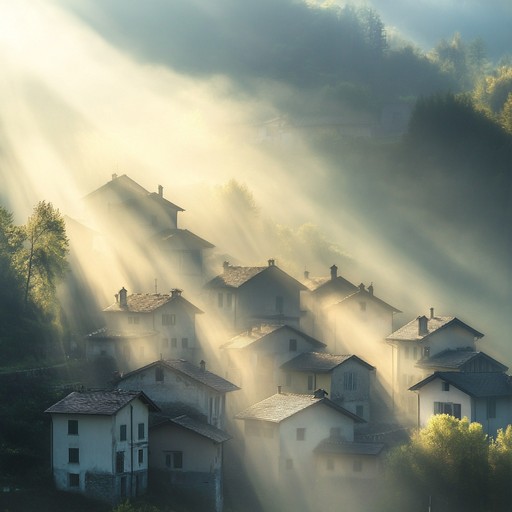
left=368, top=283, right=374, bottom=296
left=313, top=388, right=328, bottom=399
left=418, top=315, right=428, bottom=336
left=277, top=385, right=282, bottom=394
left=430, top=307, right=435, bottom=319
left=358, top=283, right=365, bottom=291
left=119, top=287, right=128, bottom=307
left=200, top=360, right=206, bottom=371
left=112, top=173, right=118, bottom=181
left=330, top=265, right=338, bottom=280
left=171, top=288, right=182, bottom=298
left=304, top=270, right=310, bottom=280
left=158, top=184, right=163, bottom=197
left=115, top=293, right=119, bottom=303
left=223, top=261, right=230, bottom=271
left=268, top=259, right=275, bottom=267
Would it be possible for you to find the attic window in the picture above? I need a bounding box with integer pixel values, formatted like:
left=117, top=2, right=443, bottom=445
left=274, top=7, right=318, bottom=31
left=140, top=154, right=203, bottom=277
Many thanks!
left=442, top=382, right=450, bottom=391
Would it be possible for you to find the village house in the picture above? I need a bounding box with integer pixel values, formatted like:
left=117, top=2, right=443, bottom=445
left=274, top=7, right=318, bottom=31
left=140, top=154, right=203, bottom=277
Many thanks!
left=86, top=287, right=203, bottom=372
left=280, top=352, right=375, bottom=421
left=115, top=358, right=239, bottom=430
left=45, top=390, right=159, bottom=504
left=234, top=389, right=366, bottom=512
left=149, top=414, right=231, bottom=512
left=300, top=265, right=359, bottom=339
left=386, top=308, right=485, bottom=421
left=409, top=371, right=512, bottom=436
left=203, top=260, right=307, bottom=334
left=220, top=324, right=326, bottom=406
left=83, top=174, right=214, bottom=290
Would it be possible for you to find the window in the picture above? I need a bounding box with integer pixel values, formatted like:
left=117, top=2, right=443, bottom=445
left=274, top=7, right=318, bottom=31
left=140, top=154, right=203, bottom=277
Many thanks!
left=138, top=423, right=145, bottom=440
left=68, top=420, right=78, bottom=436
left=353, top=459, right=363, bottom=472
left=69, top=473, right=79, bottom=487
left=128, top=316, right=139, bottom=324
left=138, top=449, right=144, bottom=465
left=68, top=448, right=79, bottom=464
left=116, top=451, right=125, bottom=473
left=487, top=398, right=496, bottom=419
left=423, top=346, right=430, bottom=358
left=356, top=405, right=364, bottom=418
left=326, top=458, right=335, bottom=471
left=162, top=338, right=169, bottom=348
left=217, top=293, right=224, bottom=308
left=434, top=402, right=461, bottom=419
left=120, top=424, right=127, bottom=441
left=296, top=428, right=306, bottom=441
left=276, top=296, right=284, bottom=313
left=181, top=338, right=189, bottom=349
left=343, top=372, right=358, bottom=391
left=155, top=366, right=164, bottom=382
left=359, top=301, right=366, bottom=312
left=289, top=339, right=297, bottom=352
left=170, top=451, right=183, bottom=469
left=307, top=375, right=314, bottom=391
left=171, top=338, right=177, bottom=348
left=442, top=381, right=450, bottom=391
left=226, top=293, right=233, bottom=308
left=162, top=314, right=176, bottom=325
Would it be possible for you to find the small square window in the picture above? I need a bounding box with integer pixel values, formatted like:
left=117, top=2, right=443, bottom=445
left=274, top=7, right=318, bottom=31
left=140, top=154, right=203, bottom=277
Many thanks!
left=120, top=424, right=127, bottom=441
left=69, top=473, right=80, bottom=487
left=442, top=382, right=450, bottom=391
left=68, top=420, right=78, bottom=435
left=296, top=428, right=306, bottom=441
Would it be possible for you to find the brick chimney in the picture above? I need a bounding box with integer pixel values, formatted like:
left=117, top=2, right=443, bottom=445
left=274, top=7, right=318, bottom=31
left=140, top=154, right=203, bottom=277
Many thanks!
left=368, top=283, right=374, bottom=296
left=158, top=184, right=163, bottom=197
left=430, top=307, right=435, bottom=319
left=268, top=259, right=275, bottom=267
left=358, top=283, right=365, bottom=292
left=223, top=261, right=230, bottom=272
left=200, top=360, right=206, bottom=371
left=171, top=288, right=182, bottom=298
left=119, top=287, right=128, bottom=307
left=304, top=270, right=310, bottom=280
left=418, top=315, right=428, bottom=336
left=330, top=265, right=337, bottom=280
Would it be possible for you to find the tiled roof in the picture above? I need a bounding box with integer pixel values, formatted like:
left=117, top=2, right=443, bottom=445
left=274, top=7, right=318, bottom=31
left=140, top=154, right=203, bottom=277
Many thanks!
left=416, top=349, right=508, bottom=372
left=387, top=315, right=484, bottom=342
left=147, top=191, right=184, bottom=212
left=410, top=372, right=512, bottom=397
left=281, top=352, right=374, bottom=373
left=222, top=324, right=325, bottom=350
left=315, top=438, right=385, bottom=456
left=235, top=392, right=364, bottom=423
left=307, top=276, right=358, bottom=296
left=157, top=229, right=214, bottom=249
left=119, top=359, right=239, bottom=394
left=332, top=288, right=401, bottom=313
left=45, top=390, right=159, bottom=415
left=103, top=292, right=203, bottom=314
left=86, top=327, right=158, bottom=340
left=159, top=414, right=231, bottom=443
left=204, top=263, right=307, bottom=290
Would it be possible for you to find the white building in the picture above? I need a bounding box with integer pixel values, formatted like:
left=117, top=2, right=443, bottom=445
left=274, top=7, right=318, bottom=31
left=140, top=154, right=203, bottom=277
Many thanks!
left=45, top=390, right=159, bottom=504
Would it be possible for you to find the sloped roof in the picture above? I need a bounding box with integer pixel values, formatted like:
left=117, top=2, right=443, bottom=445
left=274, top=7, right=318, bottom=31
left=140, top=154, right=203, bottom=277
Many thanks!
left=409, top=372, right=512, bottom=398
left=157, top=228, right=214, bottom=249
left=147, top=191, right=184, bottom=212
left=151, top=414, right=231, bottom=443
left=331, top=286, right=400, bottom=313
left=314, top=438, right=385, bottom=456
left=281, top=352, right=374, bottom=373
left=221, top=324, right=326, bottom=350
left=416, top=349, right=508, bottom=372
left=45, top=390, right=159, bottom=415
left=119, top=359, right=239, bottom=394
left=204, top=263, right=307, bottom=290
left=387, top=315, right=484, bottom=342
left=103, top=292, right=203, bottom=314
left=235, top=392, right=364, bottom=423
left=86, top=327, right=158, bottom=340
left=306, top=275, right=358, bottom=296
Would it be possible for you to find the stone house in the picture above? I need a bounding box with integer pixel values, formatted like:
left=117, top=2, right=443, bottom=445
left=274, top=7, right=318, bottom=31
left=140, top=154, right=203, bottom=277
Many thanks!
left=86, top=287, right=203, bottom=372
left=45, top=390, right=159, bottom=504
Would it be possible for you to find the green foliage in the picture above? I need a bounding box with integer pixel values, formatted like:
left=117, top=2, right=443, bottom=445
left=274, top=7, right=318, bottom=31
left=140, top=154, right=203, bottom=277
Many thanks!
left=112, top=501, right=162, bottom=512
left=384, top=415, right=510, bottom=512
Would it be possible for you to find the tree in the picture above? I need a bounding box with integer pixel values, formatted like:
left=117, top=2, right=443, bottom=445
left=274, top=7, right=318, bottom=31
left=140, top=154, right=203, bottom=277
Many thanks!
left=384, top=415, right=489, bottom=512
left=17, top=201, right=69, bottom=311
